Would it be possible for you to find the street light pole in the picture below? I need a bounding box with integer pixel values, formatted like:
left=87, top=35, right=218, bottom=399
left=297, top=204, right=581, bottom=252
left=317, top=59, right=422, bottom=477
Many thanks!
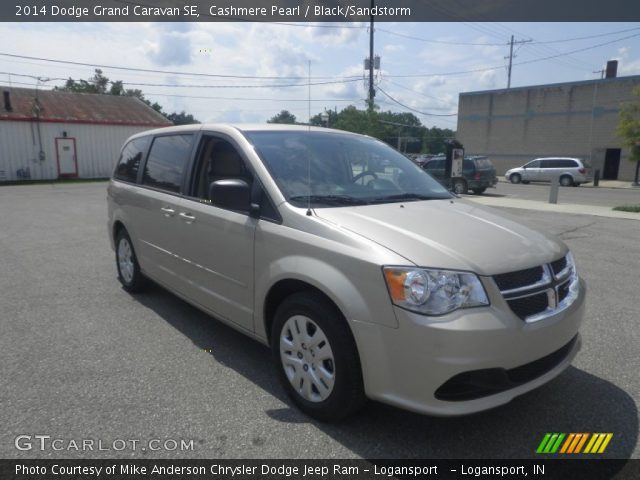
left=368, top=0, right=375, bottom=111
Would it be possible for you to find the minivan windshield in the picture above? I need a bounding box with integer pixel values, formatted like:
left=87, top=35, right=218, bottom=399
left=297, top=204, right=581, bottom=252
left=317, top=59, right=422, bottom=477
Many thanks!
left=244, top=131, right=451, bottom=207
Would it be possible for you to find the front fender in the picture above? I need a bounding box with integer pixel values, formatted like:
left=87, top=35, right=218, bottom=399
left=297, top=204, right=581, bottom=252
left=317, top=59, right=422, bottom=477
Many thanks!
left=254, top=254, right=398, bottom=341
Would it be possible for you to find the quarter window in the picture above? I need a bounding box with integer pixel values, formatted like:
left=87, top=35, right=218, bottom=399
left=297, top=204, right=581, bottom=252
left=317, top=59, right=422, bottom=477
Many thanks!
left=142, top=135, right=193, bottom=193
left=114, top=137, right=149, bottom=183
left=557, top=159, right=578, bottom=168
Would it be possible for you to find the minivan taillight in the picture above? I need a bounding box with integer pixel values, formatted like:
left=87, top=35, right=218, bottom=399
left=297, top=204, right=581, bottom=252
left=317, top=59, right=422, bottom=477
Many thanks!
left=474, top=172, right=481, bottom=180
left=578, top=168, right=585, bottom=174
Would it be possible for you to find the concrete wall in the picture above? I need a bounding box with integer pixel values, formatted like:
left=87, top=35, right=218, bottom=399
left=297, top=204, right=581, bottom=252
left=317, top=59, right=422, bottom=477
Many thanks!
left=457, top=76, right=640, bottom=181
left=0, top=121, right=156, bottom=181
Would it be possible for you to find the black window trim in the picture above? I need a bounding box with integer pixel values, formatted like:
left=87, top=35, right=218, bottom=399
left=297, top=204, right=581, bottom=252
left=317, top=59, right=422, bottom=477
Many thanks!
left=136, top=131, right=199, bottom=197
left=182, top=132, right=283, bottom=224
left=112, top=135, right=151, bottom=185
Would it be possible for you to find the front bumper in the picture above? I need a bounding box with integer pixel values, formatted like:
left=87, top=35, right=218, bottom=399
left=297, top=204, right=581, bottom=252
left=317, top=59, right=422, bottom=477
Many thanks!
left=351, top=278, right=586, bottom=416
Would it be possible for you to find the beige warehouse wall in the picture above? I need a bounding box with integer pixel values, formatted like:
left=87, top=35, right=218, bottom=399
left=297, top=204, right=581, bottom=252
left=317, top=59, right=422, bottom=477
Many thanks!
left=457, top=76, right=640, bottom=181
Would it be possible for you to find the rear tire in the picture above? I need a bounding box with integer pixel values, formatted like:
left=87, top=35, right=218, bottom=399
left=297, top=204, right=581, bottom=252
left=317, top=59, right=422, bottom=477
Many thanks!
left=271, top=292, right=365, bottom=422
left=560, top=175, right=573, bottom=187
left=509, top=173, right=521, bottom=184
left=472, top=188, right=486, bottom=195
left=115, top=229, right=147, bottom=292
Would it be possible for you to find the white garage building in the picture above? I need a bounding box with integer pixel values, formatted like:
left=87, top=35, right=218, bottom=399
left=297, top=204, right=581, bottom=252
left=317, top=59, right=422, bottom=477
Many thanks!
left=0, top=86, right=171, bottom=182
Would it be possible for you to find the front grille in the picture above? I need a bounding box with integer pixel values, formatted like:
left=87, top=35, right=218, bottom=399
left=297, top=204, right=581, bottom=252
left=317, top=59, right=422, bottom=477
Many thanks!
left=493, top=266, right=544, bottom=291
left=558, top=280, right=570, bottom=303
left=494, top=255, right=576, bottom=322
left=551, top=257, right=567, bottom=275
left=507, top=292, right=549, bottom=320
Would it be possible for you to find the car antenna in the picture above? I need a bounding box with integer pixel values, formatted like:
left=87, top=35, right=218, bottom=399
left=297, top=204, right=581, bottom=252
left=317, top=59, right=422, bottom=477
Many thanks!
left=306, top=59, right=312, bottom=216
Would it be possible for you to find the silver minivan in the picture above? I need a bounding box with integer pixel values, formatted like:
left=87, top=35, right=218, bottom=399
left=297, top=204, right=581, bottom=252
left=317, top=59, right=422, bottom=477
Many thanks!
left=108, top=124, right=585, bottom=421
left=505, top=157, right=593, bottom=186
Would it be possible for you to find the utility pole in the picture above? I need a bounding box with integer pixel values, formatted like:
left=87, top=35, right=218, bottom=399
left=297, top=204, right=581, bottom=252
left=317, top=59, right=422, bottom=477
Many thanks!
left=368, top=0, right=375, bottom=111
left=506, top=35, right=531, bottom=88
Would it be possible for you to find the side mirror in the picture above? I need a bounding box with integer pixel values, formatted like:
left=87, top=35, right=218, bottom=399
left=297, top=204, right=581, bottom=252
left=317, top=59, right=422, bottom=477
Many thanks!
left=209, top=179, right=254, bottom=213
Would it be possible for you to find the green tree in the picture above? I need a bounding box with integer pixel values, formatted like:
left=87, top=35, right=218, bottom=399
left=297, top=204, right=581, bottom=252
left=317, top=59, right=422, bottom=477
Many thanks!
left=54, top=69, right=199, bottom=120
left=167, top=111, right=200, bottom=125
left=308, top=105, right=456, bottom=152
left=423, top=126, right=455, bottom=155
left=57, top=69, right=110, bottom=94
left=617, top=86, right=640, bottom=185
left=267, top=110, right=297, bottom=124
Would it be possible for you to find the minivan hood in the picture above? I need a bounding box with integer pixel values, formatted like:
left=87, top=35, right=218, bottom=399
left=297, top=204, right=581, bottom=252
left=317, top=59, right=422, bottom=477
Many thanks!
left=314, top=199, right=565, bottom=276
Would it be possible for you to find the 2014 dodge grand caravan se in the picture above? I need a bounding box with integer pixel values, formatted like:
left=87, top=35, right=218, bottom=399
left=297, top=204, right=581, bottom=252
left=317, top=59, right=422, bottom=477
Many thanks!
left=107, top=124, right=585, bottom=421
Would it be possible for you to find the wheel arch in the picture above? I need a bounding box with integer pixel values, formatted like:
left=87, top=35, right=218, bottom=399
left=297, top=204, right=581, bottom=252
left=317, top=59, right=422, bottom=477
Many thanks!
left=112, top=220, right=126, bottom=241
left=264, top=279, right=348, bottom=345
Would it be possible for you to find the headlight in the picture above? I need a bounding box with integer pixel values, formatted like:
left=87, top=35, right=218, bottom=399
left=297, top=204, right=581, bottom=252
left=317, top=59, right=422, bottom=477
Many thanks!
left=383, top=267, right=489, bottom=316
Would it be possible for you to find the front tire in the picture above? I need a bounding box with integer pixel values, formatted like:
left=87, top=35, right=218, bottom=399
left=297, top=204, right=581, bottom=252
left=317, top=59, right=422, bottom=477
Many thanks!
left=115, top=229, right=147, bottom=292
left=510, top=173, right=522, bottom=184
left=271, top=292, right=365, bottom=421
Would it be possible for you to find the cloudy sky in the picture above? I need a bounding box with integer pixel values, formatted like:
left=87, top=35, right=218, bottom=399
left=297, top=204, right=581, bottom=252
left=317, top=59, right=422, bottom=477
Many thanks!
left=1, top=21, right=640, bottom=129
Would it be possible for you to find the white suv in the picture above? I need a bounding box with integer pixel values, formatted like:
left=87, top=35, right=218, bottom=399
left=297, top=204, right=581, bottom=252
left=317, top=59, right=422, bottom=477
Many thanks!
left=506, top=157, right=593, bottom=186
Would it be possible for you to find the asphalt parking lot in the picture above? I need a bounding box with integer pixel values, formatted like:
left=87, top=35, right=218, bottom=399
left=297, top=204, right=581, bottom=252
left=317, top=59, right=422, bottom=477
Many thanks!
left=1, top=182, right=639, bottom=459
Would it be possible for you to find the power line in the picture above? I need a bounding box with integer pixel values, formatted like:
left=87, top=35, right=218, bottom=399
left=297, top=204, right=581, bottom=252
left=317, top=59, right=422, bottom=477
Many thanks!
left=386, top=31, right=640, bottom=78
left=383, top=79, right=457, bottom=106
left=376, top=28, right=508, bottom=46
left=119, top=78, right=362, bottom=89
left=486, top=23, right=595, bottom=72
left=377, top=25, right=640, bottom=47
left=143, top=92, right=364, bottom=102
left=0, top=68, right=361, bottom=89
left=376, top=87, right=457, bottom=117
left=0, top=52, right=361, bottom=81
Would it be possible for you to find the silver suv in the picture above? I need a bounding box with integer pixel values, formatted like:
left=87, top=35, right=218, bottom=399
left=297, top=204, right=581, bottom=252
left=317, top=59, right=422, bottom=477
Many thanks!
left=107, top=124, right=585, bottom=421
left=505, top=157, right=593, bottom=186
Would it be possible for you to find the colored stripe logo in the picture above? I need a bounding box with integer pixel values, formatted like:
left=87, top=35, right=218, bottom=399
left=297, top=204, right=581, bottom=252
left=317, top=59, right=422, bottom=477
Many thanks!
left=536, top=433, right=613, bottom=454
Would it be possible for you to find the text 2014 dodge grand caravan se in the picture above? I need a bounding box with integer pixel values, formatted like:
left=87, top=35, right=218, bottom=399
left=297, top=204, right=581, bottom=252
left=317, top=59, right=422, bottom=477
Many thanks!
left=107, top=124, right=585, bottom=421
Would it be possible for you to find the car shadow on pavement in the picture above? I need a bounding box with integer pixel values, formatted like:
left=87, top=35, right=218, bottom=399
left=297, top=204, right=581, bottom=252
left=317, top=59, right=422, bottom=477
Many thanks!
left=133, top=285, right=638, bottom=460
left=473, top=192, right=507, bottom=198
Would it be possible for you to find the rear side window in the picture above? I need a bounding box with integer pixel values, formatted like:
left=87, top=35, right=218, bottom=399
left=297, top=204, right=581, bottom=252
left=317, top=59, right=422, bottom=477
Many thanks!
left=540, top=160, right=555, bottom=168
left=114, top=137, right=149, bottom=183
left=142, top=134, right=193, bottom=193
left=557, top=159, right=579, bottom=168
left=475, top=158, right=493, bottom=169
left=427, top=159, right=445, bottom=170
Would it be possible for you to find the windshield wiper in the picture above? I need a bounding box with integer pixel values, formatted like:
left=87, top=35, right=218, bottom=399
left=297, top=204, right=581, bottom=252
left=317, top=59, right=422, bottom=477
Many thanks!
left=368, top=193, right=448, bottom=204
left=289, top=195, right=369, bottom=206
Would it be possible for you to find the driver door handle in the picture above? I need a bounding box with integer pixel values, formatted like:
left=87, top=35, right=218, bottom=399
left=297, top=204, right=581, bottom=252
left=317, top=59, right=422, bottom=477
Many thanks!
left=160, top=206, right=175, bottom=217
left=179, top=212, right=196, bottom=224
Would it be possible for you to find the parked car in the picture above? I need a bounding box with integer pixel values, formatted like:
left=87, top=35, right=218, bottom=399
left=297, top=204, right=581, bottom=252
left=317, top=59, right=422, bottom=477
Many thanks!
left=422, top=155, right=498, bottom=194
left=108, top=124, right=585, bottom=421
left=505, top=157, right=593, bottom=186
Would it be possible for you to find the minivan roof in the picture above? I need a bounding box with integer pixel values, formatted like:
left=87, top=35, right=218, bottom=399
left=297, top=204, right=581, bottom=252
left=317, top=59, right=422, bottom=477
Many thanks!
left=128, top=123, right=360, bottom=140
left=532, top=157, right=582, bottom=161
